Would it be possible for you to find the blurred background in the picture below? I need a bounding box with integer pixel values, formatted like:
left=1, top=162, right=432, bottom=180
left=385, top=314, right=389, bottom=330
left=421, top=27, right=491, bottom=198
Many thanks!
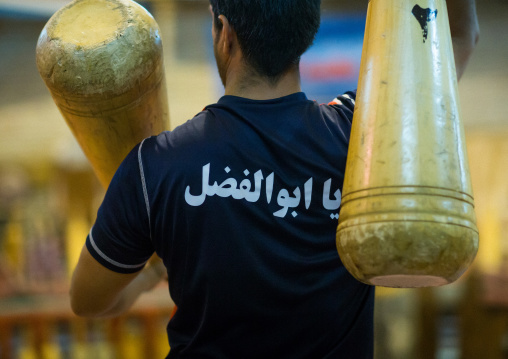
left=0, top=0, right=507, bottom=358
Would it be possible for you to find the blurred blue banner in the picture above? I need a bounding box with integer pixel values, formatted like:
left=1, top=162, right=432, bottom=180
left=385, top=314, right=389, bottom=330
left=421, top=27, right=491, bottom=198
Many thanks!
left=301, top=13, right=366, bottom=104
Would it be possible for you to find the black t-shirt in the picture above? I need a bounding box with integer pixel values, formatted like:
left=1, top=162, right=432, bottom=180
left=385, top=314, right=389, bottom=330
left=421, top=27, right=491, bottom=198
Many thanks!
left=87, top=91, right=375, bottom=358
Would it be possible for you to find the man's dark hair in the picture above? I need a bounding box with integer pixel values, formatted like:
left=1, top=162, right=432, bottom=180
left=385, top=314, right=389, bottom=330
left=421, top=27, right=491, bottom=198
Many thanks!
left=210, top=0, right=321, bottom=81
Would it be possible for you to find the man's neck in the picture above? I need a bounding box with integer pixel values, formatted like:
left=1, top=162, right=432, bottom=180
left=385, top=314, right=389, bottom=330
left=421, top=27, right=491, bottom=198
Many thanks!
left=223, top=64, right=302, bottom=100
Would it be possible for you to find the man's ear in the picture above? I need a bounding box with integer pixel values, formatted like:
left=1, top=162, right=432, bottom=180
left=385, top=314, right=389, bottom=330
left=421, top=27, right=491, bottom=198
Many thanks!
left=217, top=15, right=235, bottom=55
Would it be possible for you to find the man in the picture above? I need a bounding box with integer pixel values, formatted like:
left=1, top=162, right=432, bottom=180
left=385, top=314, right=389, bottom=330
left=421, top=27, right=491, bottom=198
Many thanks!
left=70, top=0, right=479, bottom=358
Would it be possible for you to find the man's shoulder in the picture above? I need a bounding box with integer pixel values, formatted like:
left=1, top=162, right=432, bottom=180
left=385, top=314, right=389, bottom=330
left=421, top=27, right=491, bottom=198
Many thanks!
left=137, top=109, right=219, bottom=167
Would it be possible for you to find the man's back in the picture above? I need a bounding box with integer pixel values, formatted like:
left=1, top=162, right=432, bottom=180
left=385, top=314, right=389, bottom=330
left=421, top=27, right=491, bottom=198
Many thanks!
left=91, top=92, right=375, bottom=358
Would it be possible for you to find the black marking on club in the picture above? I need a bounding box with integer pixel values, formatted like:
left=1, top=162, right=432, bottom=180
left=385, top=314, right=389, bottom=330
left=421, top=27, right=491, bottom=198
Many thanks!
left=412, top=4, right=438, bottom=43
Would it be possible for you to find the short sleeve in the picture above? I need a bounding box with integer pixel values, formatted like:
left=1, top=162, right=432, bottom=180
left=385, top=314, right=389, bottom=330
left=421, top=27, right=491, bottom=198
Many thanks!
left=86, top=141, right=154, bottom=274
left=327, top=90, right=357, bottom=121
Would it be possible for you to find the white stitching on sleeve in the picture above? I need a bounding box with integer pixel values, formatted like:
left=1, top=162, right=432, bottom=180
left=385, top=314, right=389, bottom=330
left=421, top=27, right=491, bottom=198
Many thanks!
left=89, top=228, right=147, bottom=269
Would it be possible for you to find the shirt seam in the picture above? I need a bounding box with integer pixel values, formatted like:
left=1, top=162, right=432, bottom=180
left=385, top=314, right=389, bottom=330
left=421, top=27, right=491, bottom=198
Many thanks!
left=138, top=138, right=153, bottom=242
